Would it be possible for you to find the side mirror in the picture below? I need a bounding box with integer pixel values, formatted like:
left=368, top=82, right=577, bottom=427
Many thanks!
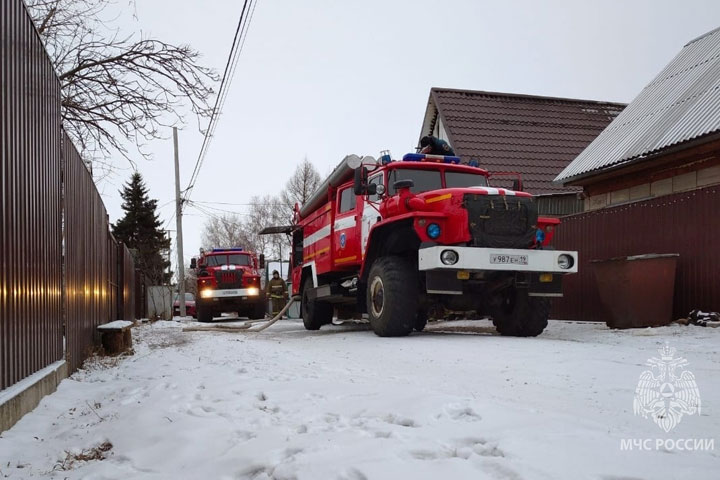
left=190, top=258, right=197, bottom=269
left=259, top=254, right=265, bottom=269
left=354, top=166, right=368, bottom=195
left=512, top=179, right=523, bottom=192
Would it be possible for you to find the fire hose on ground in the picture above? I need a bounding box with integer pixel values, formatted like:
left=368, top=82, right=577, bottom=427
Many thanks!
left=182, top=295, right=301, bottom=334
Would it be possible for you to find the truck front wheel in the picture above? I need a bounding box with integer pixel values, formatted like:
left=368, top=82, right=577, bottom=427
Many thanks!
left=367, top=256, right=418, bottom=337
left=251, top=300, right=266, bottom=320
left=301, top=279, right=333, bottom=330
left=490, top=288, right=549, bottom=337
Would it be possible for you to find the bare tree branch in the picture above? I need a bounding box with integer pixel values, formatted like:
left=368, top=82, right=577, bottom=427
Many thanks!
left=25, top=0, right=218, bottom=170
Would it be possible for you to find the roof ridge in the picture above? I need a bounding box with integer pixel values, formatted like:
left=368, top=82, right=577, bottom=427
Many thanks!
left=430, top=87, right=627, bottom=107
left=684, top=26, right=720, bottom=47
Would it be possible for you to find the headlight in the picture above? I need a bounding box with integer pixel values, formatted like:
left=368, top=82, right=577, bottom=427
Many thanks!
left=558, top=254, right=574, bottom=270
left=247, top=287, right=259, bottom=296
left=200, top=289, right=213, bottom=298
left=441, top=249, right=459, bottom=265
left=426, top=223, right=441, bottom=239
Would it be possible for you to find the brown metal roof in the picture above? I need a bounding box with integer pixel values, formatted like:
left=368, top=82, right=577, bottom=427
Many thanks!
left=422, top=88, right=625, bottom=194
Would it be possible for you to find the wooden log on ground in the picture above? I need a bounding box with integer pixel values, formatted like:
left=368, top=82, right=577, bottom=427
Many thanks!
left=97, top=320, right=134, bottom=354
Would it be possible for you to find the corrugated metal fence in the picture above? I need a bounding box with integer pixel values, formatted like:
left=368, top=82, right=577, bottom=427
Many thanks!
left=1, top=0, right=64, bottom=390
left=552, top=186, right=720, bottom=321
left=63, top=134, right=116, bottom=373
left=1, top=1, right=143, bottom=390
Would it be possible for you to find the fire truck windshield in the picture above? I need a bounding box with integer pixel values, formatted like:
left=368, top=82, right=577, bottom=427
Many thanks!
left=387, top=169, right=442, bottom=195
left=204, top=254, right=252, bottom=267
left=445, top=171, right=489, bottom=188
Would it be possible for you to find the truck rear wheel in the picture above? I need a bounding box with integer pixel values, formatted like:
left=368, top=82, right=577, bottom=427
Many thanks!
left=301, top=279, right=333, bottom=330
left=197, top=304, right=214, bottom=323
left=367, top=256, right=418, bottom=337
left=490, top=288, right=549, bottom=337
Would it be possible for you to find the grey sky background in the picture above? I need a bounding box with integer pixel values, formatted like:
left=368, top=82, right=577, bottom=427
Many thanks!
left=97, top=0, right=720, bottom=275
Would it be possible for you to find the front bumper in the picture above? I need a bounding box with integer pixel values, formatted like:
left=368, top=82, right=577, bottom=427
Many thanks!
left=418, top=246, right=578, bottom=274
left=198, top=287, right=261, bottom=299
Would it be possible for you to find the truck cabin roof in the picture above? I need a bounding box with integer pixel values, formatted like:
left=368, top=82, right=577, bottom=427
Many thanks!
left=382, top=161, right=489, bottom=176
left=200, top=251, right=253, bottom=267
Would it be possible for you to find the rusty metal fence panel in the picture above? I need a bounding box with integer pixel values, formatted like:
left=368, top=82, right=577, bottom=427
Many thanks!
left=62, top=134, right=113, bottom=372
left=552, top=186, right=720, bottom=321
left=0, top=0, right=64, bottom=390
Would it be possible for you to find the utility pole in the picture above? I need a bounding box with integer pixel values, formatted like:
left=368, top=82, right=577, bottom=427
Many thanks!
left=173, top=127, right=186, bottom=317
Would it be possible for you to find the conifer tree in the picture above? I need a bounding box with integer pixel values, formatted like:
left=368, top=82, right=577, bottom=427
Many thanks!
left=112, top=173, right=171, bottom=284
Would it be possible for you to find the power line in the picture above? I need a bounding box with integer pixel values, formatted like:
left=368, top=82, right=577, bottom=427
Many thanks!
left=187, top=202, right=251, bottom=219
left=183, top=0, right=259, bottom=202
left=192, top=199, right=292, bottom=207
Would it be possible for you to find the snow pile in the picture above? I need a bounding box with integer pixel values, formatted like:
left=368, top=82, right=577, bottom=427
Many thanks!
left=0, top=319, right=718, bottom=479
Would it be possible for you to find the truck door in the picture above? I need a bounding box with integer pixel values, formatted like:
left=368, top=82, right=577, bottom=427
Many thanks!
left=361, top=172, right=384, bottom=258
left=333, top=185, right=360, bottom=267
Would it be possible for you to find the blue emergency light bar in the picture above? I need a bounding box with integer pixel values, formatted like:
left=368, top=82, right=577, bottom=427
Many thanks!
left=211, top=247, right=243, bottom=252
left=402, top=153, right=461, bottom=164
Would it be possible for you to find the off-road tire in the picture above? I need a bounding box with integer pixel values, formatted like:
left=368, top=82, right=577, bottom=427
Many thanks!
left=490, top=288, right=550, bottom=337
left=197, top=304, right=214, bottom=323
left=366, top=256, right=418, bottom=337
left=414, top=310, right=428, bottom=332
left=301, top=279, right=333, bottom=330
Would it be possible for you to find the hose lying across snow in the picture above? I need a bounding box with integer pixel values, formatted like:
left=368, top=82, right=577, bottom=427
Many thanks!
left=182, top=295, right=301, bottom=334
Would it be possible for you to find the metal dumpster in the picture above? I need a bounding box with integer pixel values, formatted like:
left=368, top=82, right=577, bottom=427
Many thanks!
left=591, top=254, right=679, bottom=329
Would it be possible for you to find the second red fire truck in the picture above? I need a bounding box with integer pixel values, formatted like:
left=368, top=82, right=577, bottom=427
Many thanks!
left=190, top=248, right=266, bottom=323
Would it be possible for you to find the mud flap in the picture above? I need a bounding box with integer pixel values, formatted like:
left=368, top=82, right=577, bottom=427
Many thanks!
left=425, top=270, right=463, bottom=295
left=527, top=273, right=563, bottom=297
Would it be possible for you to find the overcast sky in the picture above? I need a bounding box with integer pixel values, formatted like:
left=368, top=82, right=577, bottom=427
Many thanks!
left=98, top=0, right=720, bottom=275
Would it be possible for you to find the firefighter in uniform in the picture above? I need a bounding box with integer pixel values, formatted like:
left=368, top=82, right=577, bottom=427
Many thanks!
left=419, top=135, right=455, bottom=156
left=266, top=270, right=288, bottom=317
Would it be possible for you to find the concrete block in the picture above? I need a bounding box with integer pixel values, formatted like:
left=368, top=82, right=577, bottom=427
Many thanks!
left=651, top=178, right=673, bottom=197
left=629, top=183, right=651, bottom=200
left=610, top=188, right=630, bottom=205
left=698, top=165, right=720, bottom=186
left=586, top=194, right=608, bottom=211
left=672, top=171, right=697, bottom=192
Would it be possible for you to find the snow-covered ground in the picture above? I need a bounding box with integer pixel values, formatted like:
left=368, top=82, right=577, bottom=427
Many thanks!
left=1, top=318, right=718, bottom=479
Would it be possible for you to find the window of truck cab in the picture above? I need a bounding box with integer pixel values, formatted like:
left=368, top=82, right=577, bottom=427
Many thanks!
left=387, top=168, right=442, bottom=195
left=338, top=186, right=356, bottom=213
left=203, top=254, right=251, bottom=266
left=445, top=171, right=488, bottom=188
left=368, top=173, right=383, bottom=202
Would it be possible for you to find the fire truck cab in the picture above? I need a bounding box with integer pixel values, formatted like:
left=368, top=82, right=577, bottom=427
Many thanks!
left=190, top=248, right=266, bottom=323
left=289, top=153, right=578, bottom=337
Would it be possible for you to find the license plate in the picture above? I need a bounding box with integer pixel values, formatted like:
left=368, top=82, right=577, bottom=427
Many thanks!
left=225, top=290, right=239, bottom=295
left=490, top=254, right=528, bottom=265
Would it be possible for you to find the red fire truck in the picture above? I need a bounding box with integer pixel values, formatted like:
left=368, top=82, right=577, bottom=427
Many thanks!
left=190, top=248, right=266, bottom=323
left=283, top=153, right=578, bottom=337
